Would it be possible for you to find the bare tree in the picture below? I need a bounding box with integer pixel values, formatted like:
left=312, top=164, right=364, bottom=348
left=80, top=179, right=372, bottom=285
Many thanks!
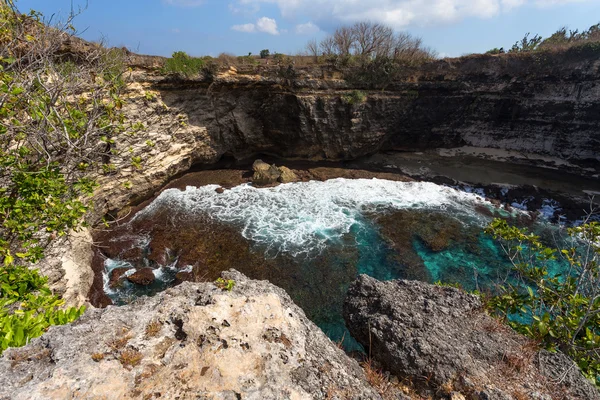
left=319, top=35, right=336, bottom=56
left=333, top=26, right=354, bottom=56
left=351, top=21, right=394, bottom=57
left=305, top=38, right=319, bottom=62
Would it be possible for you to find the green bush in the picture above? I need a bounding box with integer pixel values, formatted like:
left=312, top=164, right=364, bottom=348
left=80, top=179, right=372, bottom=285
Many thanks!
left=0, top=265, right=85, bottom=352
left=0, top=2, right=135, bottom=353
left=342, top=90, right=367, bottom=105
left=162, top=51, right=205, bottom=78
left=486, top=219, right=600, bottom=386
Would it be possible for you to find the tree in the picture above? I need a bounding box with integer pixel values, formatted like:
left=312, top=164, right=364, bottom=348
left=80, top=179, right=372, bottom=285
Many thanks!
left=305, top=39, right=319, bottom=62
left=0, top=1, right=138, bottom=352
left=259, top=49, right=270, bottom=59
left=351, top=21, right=394, bottom=58
left=486, top=218, right=600, bottom=385
left=333, top=26, right=354, bottom=56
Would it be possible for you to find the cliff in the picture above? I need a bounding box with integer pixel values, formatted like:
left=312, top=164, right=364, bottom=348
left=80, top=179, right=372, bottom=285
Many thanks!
left=127, top=46, right=600, bottom=168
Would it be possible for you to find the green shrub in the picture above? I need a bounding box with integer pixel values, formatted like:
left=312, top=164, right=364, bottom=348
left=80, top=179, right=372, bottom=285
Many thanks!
left=0, top=2, right=136, bottom=353
left=162, top=51, right=205, bottom=78
left=342, top=90, right=367, bottom=105
left=260, top=49, right=270, bottom=59
left=0, top=265, right=85, bottom=352
left=486, top=219, right=600, bottom=385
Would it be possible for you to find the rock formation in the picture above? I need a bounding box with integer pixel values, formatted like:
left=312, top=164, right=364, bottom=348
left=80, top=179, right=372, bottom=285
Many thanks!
left=343, top=275, right=600, bottom=400
left=0, top=271, right=381, bottom=400
left=126, top=48, right=600, bottom=172
left=251, top=159, right=299, bottom=186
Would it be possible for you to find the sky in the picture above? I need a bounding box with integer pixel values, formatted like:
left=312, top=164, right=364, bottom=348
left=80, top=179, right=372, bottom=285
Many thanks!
left=15, top=0, right=600, bottom=58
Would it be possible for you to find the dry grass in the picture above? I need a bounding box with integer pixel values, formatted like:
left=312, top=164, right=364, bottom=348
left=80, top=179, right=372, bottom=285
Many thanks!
left=362, top=358, right=392, bottom=397
left=119, top=348, right=143, bottom=368
left=145, top=320, right=162, bottom=338
left=107, top=335, right=132, bottom=351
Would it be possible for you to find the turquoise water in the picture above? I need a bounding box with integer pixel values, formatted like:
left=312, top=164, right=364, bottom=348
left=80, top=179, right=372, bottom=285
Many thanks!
left=102, top=179, right=568, bottom=351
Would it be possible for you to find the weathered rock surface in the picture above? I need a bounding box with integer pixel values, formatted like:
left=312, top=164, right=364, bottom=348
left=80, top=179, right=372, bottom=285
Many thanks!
left=343, top=275, right=600, bottom=400
left=0, top=271, right=381, bottom=400
left=251, top=159, right=300, bottom=186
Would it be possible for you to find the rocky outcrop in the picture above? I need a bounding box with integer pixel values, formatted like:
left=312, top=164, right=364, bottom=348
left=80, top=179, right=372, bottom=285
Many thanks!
left=252, top=159, right=299, bottom=186
left=127, top=47, right=600, bottom=171
left=343, top=275, right=600, bottom=400
left=0, top=271, right=381, bottom=400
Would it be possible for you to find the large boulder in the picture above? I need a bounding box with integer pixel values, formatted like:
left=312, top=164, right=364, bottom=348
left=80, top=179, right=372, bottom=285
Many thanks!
left=343, top=275, right=600, bottom=400
left=252, top=159, right=282, bottom=187
left=0, top=271, right=381, bottom=400
left=278, top=166, right=299, bottom=184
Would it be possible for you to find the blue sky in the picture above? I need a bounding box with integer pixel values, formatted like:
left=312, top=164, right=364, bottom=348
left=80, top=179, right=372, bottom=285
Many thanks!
left=16, top=0, right=600, bottom=58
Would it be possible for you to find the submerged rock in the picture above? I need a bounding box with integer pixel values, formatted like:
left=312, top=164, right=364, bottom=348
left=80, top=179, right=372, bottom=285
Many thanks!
left=343, top=275, right=600, bottom=400
left=0, top=271, right=381, bottom=400
left=108, top=267, right=133, bottom=289
left=127, top=268, right=156, bottom=286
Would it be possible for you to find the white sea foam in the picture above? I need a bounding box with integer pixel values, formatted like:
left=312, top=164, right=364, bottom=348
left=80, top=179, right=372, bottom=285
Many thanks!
left=133, top=179, right=492, bottom=257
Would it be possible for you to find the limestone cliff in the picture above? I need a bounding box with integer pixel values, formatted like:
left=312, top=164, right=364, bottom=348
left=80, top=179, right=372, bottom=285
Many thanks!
left=128, top=47, right=600, bottom=168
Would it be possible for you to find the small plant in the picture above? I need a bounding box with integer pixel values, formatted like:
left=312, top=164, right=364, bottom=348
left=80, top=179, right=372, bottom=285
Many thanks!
left=215, top=278, right=235, bottom=291
left=118, top=348, right=143, bottom=368
left=107, top=334, right=131, bottom=351
left=91, top=352, right=105, bottom=362
left=122, top=181, right=132, bottom=190
left=144, top=91, right=156, bottom=102
left=145, top=140, right=155, bottom=148
left=343, top=90, right=367, bottom=105
left=131, top=156, right=142, bottom=169
left=434, top=281, right=462, bottom=289
left=145, top=320, right=162, bottom=338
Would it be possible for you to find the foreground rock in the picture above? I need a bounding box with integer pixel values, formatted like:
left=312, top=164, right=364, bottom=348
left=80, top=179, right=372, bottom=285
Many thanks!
left=0, top=271, right=381, bottom=400
left=344, top=275, right=600, bottom=400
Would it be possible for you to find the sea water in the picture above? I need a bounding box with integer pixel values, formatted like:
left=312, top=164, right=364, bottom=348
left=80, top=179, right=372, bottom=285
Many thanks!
left=103, top=178, right=562, bottom=350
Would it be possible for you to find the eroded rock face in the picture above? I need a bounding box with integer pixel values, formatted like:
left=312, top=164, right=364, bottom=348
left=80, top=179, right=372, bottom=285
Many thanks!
left=134, top=49, right=600, bottom=168
left=343, top=275, right=600, bottom=400
left=0, top=271, right=381, bottom=400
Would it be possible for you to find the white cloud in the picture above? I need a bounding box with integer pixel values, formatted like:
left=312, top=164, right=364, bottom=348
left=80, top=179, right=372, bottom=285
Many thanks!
left=256, top=16, right=280, bottom=34
left=162, top=0, right=205, bottom=7
left=232, top=23, right=257, bottom=33
left=295, top=21, right=320, bottom=35
left=231, top=17, right=280, bottom=35
left=234, top=0, right=593, bottom=28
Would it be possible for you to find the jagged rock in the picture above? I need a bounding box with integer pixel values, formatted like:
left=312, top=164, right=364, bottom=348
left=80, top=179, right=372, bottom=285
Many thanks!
left=278, top=166, right=299, bottom=183
left=127, top=268, right=156, bottom=286
left=343, top=275, right=600, bottom=400
left=0, top=271, right=381, bottom=400
left=252, top=159, right=282, bottom=187
left=108, top=267, right=132, bottom=289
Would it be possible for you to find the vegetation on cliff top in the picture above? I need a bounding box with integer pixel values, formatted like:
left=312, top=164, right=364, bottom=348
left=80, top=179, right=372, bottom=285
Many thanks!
left=487, top=219, right=600, bottom=386
left=488, top=22, right=600, bottom=54
left=0, top=1, right=141, bottom=352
